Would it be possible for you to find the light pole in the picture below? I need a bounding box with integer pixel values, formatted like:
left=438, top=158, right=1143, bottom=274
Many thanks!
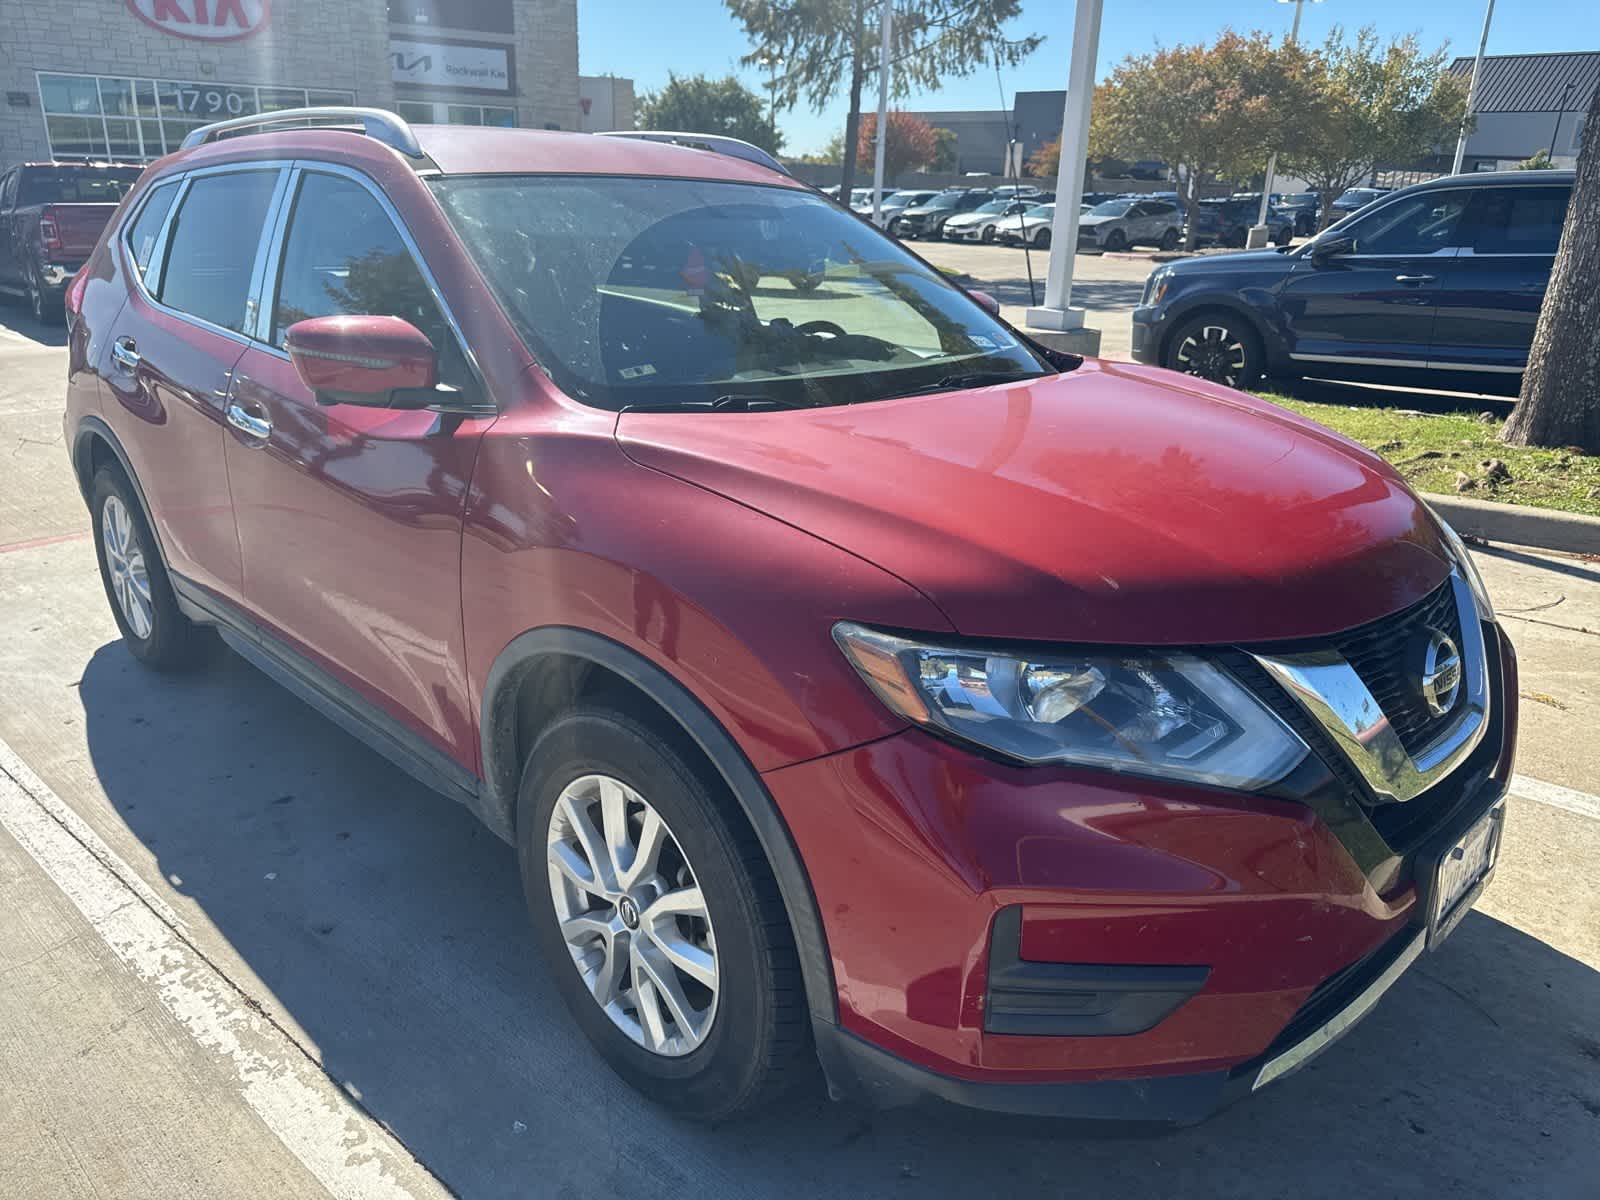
left=1549, top=81, right=1575, bottom=162
left=1250, top=0, right=1316, bottom=246
left=871, top=0, right=893, bottom=223
left=1452, top=0, right=1496, bottom=174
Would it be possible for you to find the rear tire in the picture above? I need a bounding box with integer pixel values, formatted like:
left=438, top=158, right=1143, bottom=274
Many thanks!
left=1159, top=228, right=1179, bottom=252
left=1164, top=312, right=1263, bottom=391
left=89, top=467, right=213, bottom=671
left=517, top=707, right=809, bottom=1121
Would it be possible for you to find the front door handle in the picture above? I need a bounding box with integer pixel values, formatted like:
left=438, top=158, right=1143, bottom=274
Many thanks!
left=1394, top=274, right=1436, bottom=285
left=110, top=336, right=140, bottom=372
left=226, top=402, right=272, bottom=441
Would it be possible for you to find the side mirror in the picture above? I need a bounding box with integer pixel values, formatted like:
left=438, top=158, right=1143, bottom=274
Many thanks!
left=968, top=289, right=1002, bottom=317
left=1311, top=233, right=1354, bottom=263
left=284, top=315, right=438, bottom=408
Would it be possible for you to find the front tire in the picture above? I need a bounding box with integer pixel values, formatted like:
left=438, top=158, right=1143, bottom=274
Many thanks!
left=1103, top=228, right=1127, bottom=252
left=90, top=467, right=212, bottom=670
left=1033, top=226, right=1052, bottom=249
left=517, top=708, right=809, bottom=1120
left=1164, top=313, right=1263, bottom=390
left=980, top=223, right=996, bottom=243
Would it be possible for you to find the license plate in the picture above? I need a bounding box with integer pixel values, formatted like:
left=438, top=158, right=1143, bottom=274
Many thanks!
left=1427, top=802, right=1504, bottom=946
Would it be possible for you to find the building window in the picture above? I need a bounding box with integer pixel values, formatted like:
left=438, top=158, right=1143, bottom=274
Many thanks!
left=36, top=73, right=355, bottom=162
left=394, top=100, right=516, bottom=128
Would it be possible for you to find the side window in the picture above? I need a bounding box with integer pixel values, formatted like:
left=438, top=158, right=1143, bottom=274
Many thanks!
left=1461, top=186, right=1571, bottom=255
left=270, top=172, right=454, bottom=363
left=0, top=170, right=16, bottom=211
left=123, top=181, right=179, bottom=282
left=1343, top=190, right=1469, bottom=255
left=158, top=171, right=280, bottom=332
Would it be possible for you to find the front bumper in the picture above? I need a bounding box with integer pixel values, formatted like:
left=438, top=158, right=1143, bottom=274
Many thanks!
left=1130, top=304, right=1167, bottom=364
left=765, top=628, right=1517, bottom=1122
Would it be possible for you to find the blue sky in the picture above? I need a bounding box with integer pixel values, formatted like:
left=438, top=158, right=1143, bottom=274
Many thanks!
left=577, top=1, right=1599, bottom=155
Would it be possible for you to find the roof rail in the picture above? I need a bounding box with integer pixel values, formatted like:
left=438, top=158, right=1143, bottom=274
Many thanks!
left=596, top=130, right=790, bottom=177
left=179, top=107, right=424, bottom=159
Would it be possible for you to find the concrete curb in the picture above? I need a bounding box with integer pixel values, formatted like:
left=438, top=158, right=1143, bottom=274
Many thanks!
left=1423, top=492, right=1600, bottom=556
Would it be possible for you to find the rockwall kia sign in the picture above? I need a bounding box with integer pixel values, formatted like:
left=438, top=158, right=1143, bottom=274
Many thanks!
left=390, top=38, right=512, bottom=93
left=125, top=0, right=271, bottom=42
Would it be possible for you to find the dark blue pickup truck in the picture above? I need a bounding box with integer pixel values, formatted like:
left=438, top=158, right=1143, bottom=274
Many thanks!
left=1132, top=171, right=1573, bottom=395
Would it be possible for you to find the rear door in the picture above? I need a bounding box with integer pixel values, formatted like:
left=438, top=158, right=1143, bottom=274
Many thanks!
left=1429, top=184, right=1571, bottom=374
left=101, top=166, right=286, bottom=604
left=1278, top=187, right=1470, bottom=368
left=223, top=165, right=491, bottom=767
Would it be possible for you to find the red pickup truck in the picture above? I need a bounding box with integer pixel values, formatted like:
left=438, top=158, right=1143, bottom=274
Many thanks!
left=0, top=162, right=143, bottom=322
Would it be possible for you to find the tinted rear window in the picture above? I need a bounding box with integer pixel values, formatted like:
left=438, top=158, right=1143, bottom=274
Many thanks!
left=158, top=171, right=278, bottom=332
left=1462, top=186, right=1571, bottom=255
left=19, top=167, right=142, bottom=206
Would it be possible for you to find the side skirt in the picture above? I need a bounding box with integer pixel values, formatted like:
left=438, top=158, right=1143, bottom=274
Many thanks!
left=170, top=575, right=511, bottom=843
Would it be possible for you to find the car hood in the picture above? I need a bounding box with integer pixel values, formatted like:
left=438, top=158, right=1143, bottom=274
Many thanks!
left=1078, top=215, right=1118, bottom=227
left=1166, top=247, right=1294, bottom=276
left=944, top=212, right=986, bottom=226
left=615, top=360, right=1450, bottom=645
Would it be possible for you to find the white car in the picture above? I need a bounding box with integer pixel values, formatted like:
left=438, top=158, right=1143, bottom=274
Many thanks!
left=993, top=202, right=1057, bottom=248
left=859, top=189, right=938, bottom=230
left=941, top=198, right=1033, bottom=242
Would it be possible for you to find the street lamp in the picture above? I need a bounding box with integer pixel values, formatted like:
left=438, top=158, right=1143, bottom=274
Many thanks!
left=1250, top=0, right=1319, bottom=246
left=1452, top=1, right=1496, bottom=174
left=1550, top=81, right=1575, bottom=163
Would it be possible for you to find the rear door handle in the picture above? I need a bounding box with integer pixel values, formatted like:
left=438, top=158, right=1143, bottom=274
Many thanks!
left=1394, top=274, right=1436, bottom=285
left=110, top=336, right=140, bottom=371
left=226, top=401, right=272, bottom=441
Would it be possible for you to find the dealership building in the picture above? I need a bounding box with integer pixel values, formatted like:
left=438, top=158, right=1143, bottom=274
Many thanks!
left=0, top=0, right=633, bottom=170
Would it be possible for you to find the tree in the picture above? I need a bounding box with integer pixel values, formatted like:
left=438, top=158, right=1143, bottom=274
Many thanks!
left=1089, top=31, right=1313, bottom=250
left=856, top=110, right=938, bottom=178
left=929, top=126, right=957, bottom=172
left=1027, top=137, right=1059, bottom=177
left=725, top=0, right=1040, bottom=197
left=1502, top=81, right=1600, bottom=451
left=1280, top=28, right=1467, bottom=230
left=637, top=72, right=783, bottom=155
left=1515, top=149, right=1556, bottom=170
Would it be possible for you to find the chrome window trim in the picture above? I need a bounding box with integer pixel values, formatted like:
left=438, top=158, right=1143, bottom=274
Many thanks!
left=123, top=162, right=291, bottom=350
left=256, top=160, right=493, bottom=409
left=1252, top=573, right=1489, bottom=804
left=119, top=175, right=181, bottom=286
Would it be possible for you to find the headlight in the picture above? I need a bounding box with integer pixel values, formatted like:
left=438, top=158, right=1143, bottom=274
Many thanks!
left=833, top=623, right=1308, bottom=790
left=1426, top=505, right=1495, bottom=621
left=1142, top=268, right=1171, bottom=307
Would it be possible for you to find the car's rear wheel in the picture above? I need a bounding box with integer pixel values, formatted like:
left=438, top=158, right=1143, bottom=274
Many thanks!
left=1273, top=224, right=1294, bottom=247
left=90, top=467, right=213, bottom=670
left=1159, top=228, right=1179, bottom=251
left=517, top=708, right=809, bottom=1120
left=1102, top=228, right=1127, bottom=252
left=1165, top=313, right=1262, bottom=390
left=27, top=267, right=57, bottom=325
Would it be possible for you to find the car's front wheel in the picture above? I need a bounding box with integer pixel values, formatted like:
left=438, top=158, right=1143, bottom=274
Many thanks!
left=1033, top=226, right=1052, bottom=249
left=90, top=467, right=213, bottom=670
left=980, top=223, right=996, bottom=243
left=1164, top=313, right=1262, bottom=390
left=1102, top=228, right=1127, bottom=252
left=518, top=708, right=809, bottom=1120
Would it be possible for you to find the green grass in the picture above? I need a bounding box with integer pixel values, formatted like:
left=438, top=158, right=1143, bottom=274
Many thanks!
left=1258, top=394, right=1600, bottom=518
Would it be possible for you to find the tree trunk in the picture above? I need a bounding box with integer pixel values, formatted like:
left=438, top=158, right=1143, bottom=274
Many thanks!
left=1317, top=188, right=1339, bottom=231
left=837, top=0, right=867, bottom=199
left=1502, top=81, right=1600, bottom=452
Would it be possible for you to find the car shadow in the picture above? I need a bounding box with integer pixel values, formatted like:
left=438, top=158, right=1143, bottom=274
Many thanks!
left=78, top=641, right=1600, bottom=1199
left=0, top=308, right=69, bottom=348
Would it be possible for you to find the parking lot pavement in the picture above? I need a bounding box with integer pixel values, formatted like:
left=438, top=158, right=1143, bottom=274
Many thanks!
left=3, top=312, right=1599, bottom=1198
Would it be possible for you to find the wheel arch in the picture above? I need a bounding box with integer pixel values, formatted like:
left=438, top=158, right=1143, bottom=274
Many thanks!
left=480, top=626, right=838, bottom=1027
left=72, top=417, right=170, bottom=570
left=1157, top=298, right=1276, bottom=374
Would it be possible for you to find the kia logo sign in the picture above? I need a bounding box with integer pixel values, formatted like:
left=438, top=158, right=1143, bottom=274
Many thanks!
left=125, top=0, right=270, bottom=42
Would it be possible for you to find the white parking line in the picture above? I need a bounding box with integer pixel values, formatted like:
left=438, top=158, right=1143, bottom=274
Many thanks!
left=0, top=738, right=452, bottom=1200
left=1509, top=773, right=1600, bottom=823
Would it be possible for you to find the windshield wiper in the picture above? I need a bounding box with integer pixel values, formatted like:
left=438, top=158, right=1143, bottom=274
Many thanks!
left=619, top=394, right=809, bottom=414
left=889, top=370, right=1039, bottom=399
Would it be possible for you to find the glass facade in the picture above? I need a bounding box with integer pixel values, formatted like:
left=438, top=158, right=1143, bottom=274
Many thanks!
left=395, top=100, right=517, bottom=127
left=37, top=73, right=356, bottom=161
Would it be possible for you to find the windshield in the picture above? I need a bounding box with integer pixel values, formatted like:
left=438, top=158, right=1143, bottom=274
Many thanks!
left=973, top=200, right=1010, bottom=215
left=430, top=175, right=1055, bottom=412
left=887, top=191, right=931, bottom=206
left=923, top=194, right=962, bottom=209
left=1087, top=199, right=1135, bottom=217
left=18, top=166, right=142, bottom=206
left=1026, top=204, right=1055, bottom=219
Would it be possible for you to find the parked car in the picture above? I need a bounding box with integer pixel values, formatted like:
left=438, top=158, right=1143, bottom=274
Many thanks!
left=870, top=188, right=939, bottom=231
left=993, top=202, right=1056, bottom=247
left=1127, top=159, right=1170, bottom=180
left=0, top=161, right=143, bottom=322
left=990, top=184, right=1044, bottom=200
left=893, top=188, right=993, bottom=239
left=1331, top=186, right=1390, bottom=216
left=1266, top=191, right=1321, bottom=236
left=71, top=109, right=1516, bottom=1128
left=1076, top=197, right=1183, bottom=252
left=941, top=198, right=1032, bottom=242
left=1133, top=170, right=1572, bottom=394
left=1187, top=197, right=1294, bottom=248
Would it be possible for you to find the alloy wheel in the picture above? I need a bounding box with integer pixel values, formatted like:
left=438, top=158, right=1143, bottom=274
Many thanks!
left=101, top=494, right=153, bottom=639
left=1174, top=325, right=1249, bottom=387
left=28, top=271, right=44, bottom=323
left=546, top=774, right=719, bottom=1057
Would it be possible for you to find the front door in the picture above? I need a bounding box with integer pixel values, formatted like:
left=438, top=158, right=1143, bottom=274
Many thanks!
left=101, top=167, right=284, bottom=603
left=224, top=166, right=492, bottom=767
left=1278, top=188, right=1470, bottom=368
left=1430, top=184, right=1571, bottom=373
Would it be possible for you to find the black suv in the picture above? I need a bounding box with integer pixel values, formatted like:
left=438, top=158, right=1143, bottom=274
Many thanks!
left=1132, top=171, right=1573, bottom=393
left=893, top=188, right=992, bottom=239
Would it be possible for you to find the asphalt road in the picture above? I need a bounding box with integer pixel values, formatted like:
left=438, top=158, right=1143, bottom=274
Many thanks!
left=2, top=299, right=1598, bottom=1199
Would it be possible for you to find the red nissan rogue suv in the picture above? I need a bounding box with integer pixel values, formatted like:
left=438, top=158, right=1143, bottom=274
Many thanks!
left=64, top=109, right=1516, bottom=1123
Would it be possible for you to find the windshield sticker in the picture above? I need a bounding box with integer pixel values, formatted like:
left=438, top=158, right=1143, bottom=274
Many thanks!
left=618, top=364, right=657, bottom=380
